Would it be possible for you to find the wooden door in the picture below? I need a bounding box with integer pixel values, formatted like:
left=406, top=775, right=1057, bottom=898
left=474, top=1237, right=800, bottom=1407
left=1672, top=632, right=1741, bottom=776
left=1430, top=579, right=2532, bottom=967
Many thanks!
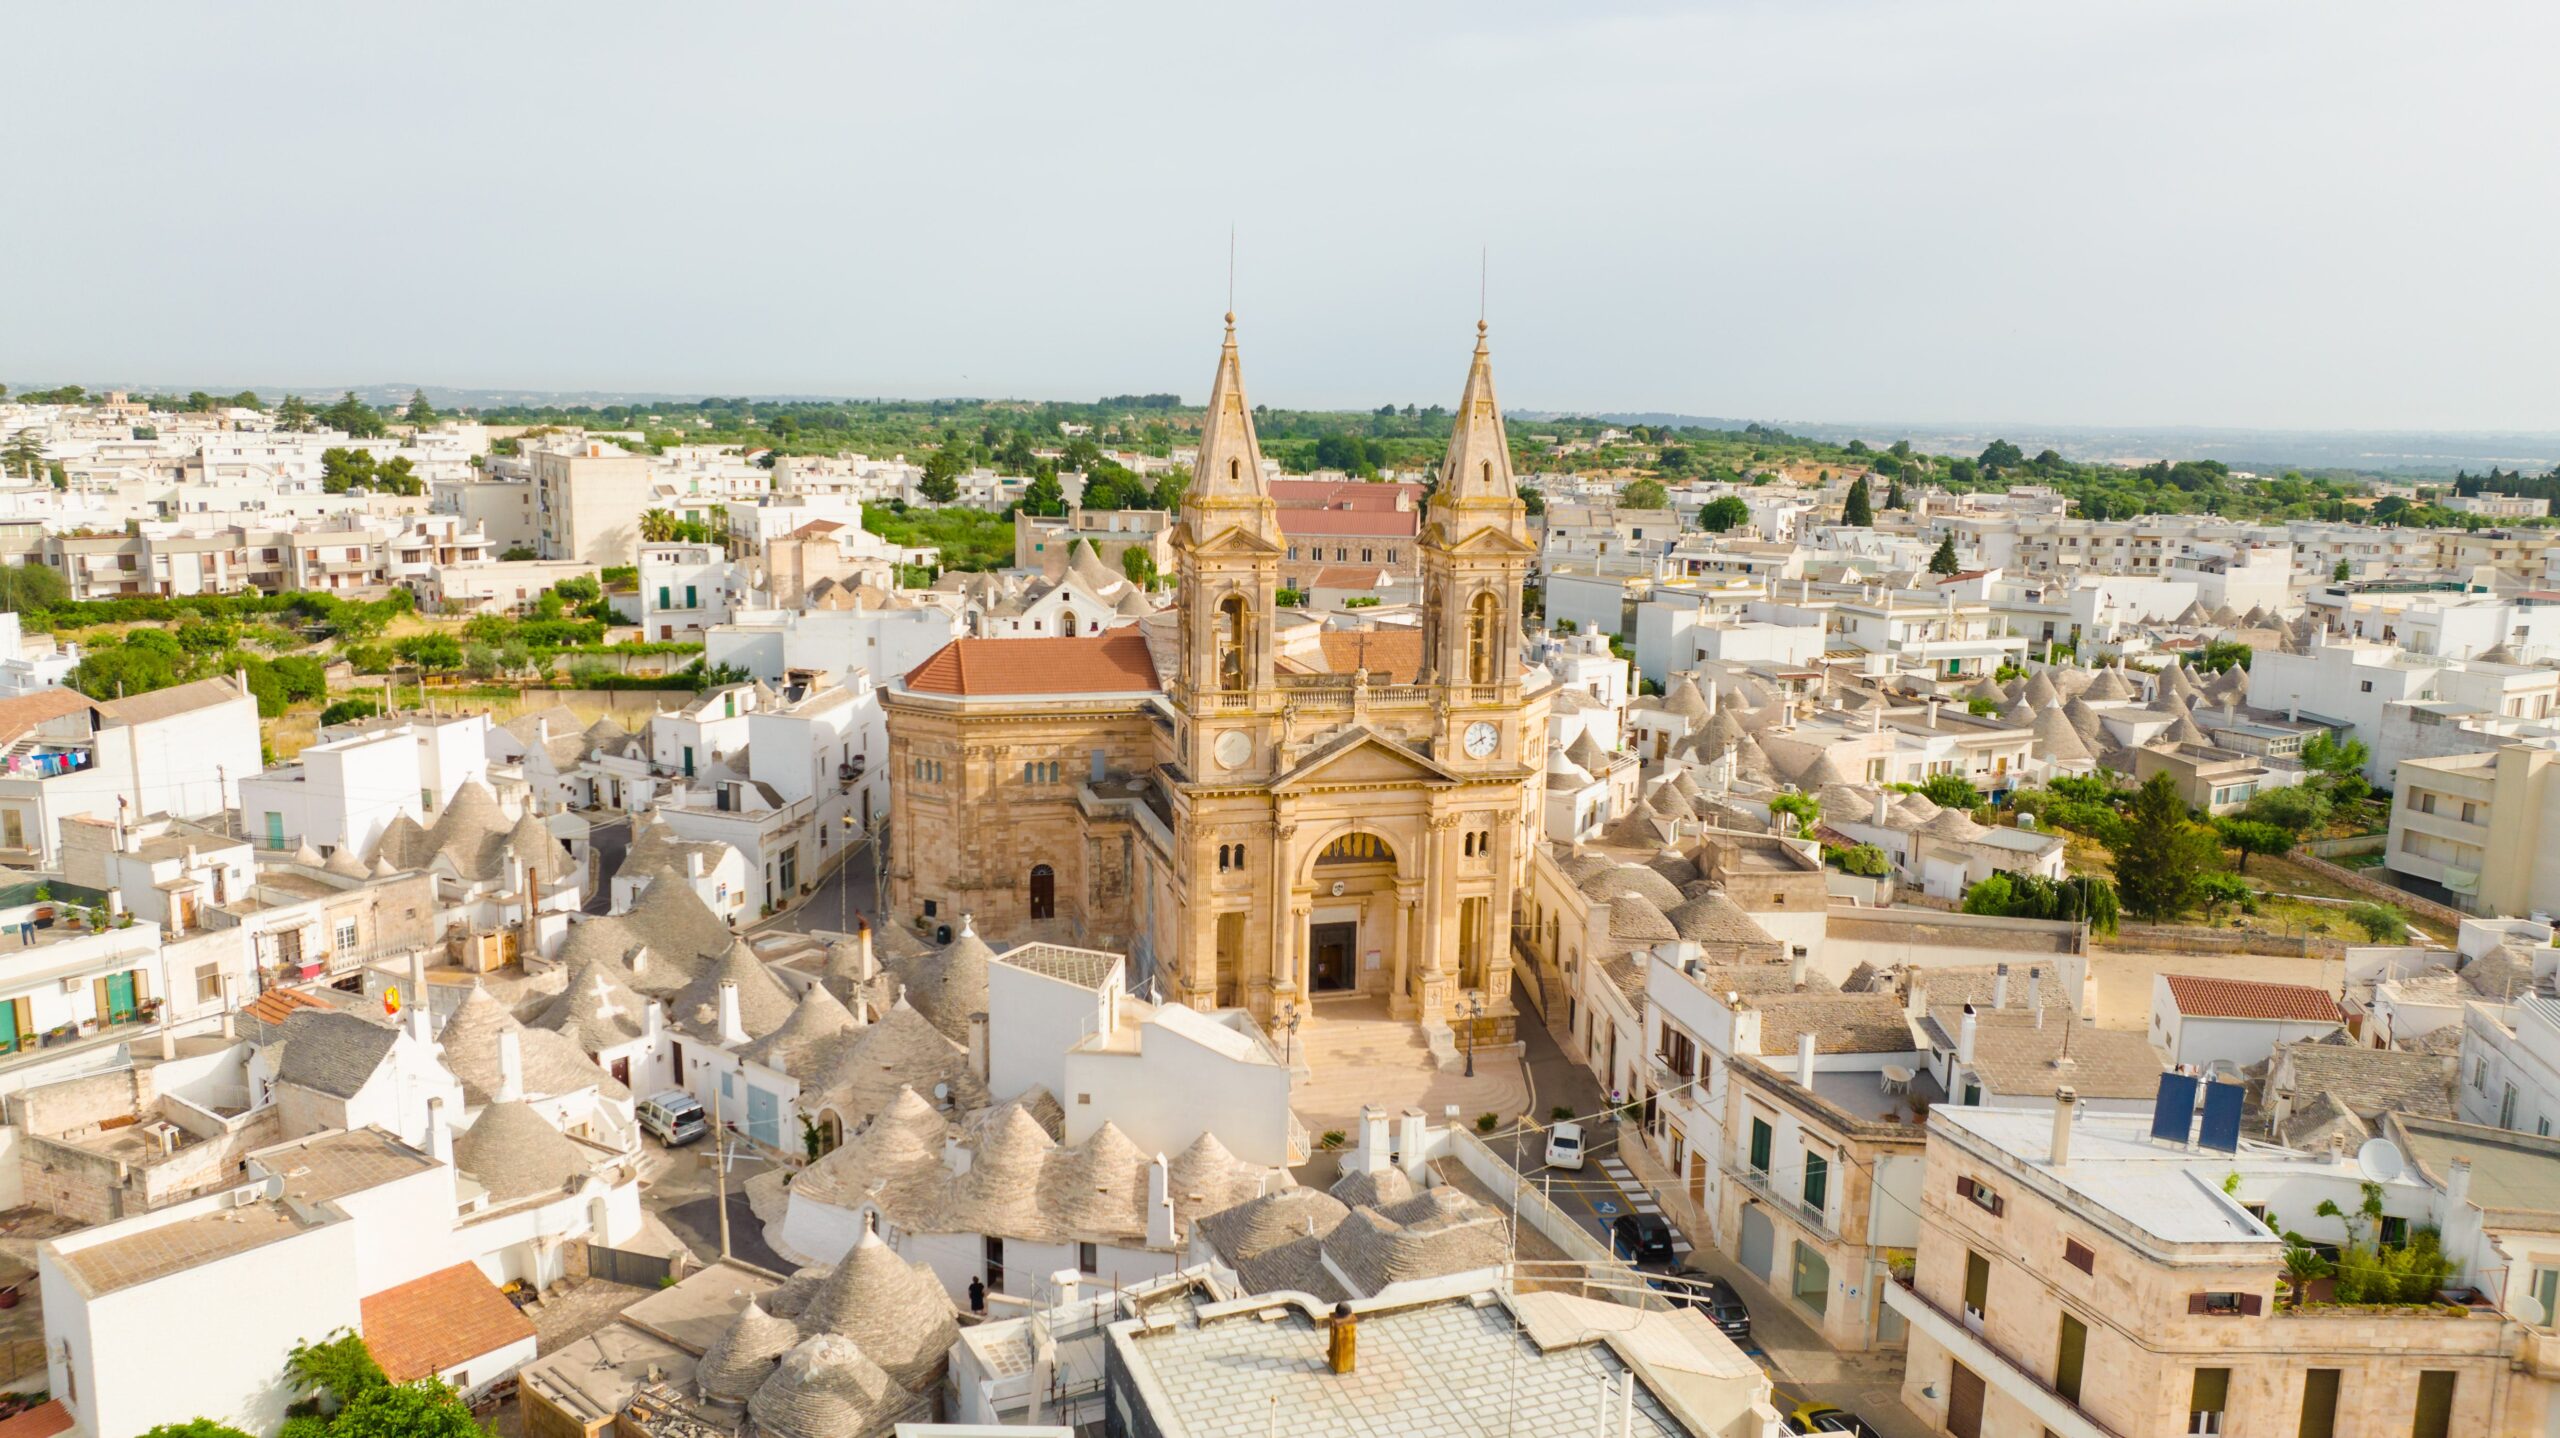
left=1946, top=1362, right=1985, bottom=1438
left=1028, top=864, right=1055, bottom=920
left=1311, top=923, right=1357, bottom=992
left=1687, top=1152, right=1707, bottom=1213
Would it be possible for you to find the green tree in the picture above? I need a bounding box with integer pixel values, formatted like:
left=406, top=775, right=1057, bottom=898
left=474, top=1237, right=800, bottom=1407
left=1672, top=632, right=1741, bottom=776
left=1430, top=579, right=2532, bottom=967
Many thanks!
left=638, top=509, right=680, bottom=543
left=1619, top=478, right=1669, bottom=510
left=2215, top=818, right=2294, bottom=873
left=1768, top=791, right=1820, bottom=839
left=1885, top=476, right=1907, bottom=509
left=500, top=545, right=538, bottom=561
left=319, top=392, right=384, bottom=438
left=2333, top=559, right=2352, bottom=582
left=1517, top=484, right=1545, bottom=517
left=276, top=394, right=315, bottom=432
left=2344, top=902, right=2407, bottom=942
left=319, top=697, right=381, bottom=727
left=287, top=1328, right=387, bottom=1412
left=1928, top=534, right=1961, bottom=575
left=2196, top=871, right=2254, bottom=922
left=0, top=562, right=69, bottom=610
left=1979, top=439, right=2025, bottom=469
left=1696, top=496, right=1750, bottom=533
left=394, top=634, right=464, bottom=672
left=319, top=447, right=377, bottom=494
left=330, top=1380, right=482, bottom=1438
left=2, top=430, right=45, bottom=480
left=1018, top=472, right=1066, bottom=517
left=404, top=389, right=436, bottom=426
left=1120, top=545, right=1158, bottom=590
left=918, top=446, right=968, bottom=504
left=139, top=1421, right=257, bottom=1438
left=2108, top=772, right=2218, bottom=922
left=2241, top=785, right=2330, bottom=836
left=1841, top=477, right=1874, bottom=527
left=1918, top=772, right=1981, bottom=810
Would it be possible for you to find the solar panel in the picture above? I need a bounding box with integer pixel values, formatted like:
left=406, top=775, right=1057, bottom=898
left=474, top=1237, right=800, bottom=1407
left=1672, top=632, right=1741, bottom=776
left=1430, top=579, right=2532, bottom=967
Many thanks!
left=2150, top=1072, right=2199, bottom=1145
left=2197, top=1080, right=2245, bottom=1154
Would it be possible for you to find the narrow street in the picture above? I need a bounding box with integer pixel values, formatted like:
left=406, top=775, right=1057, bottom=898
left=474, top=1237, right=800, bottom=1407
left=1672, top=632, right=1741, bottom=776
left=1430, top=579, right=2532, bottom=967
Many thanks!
left=1500, top=988, right=1930, bottom=1438
left=757, top=837, right=881, bottom=936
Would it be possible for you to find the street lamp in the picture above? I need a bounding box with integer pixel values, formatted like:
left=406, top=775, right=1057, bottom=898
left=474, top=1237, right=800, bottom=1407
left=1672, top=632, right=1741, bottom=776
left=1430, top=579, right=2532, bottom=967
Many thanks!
left=1280, top=1001, right=1301, bottom=1069
left=1462, top=994, right=1485, bottom=1078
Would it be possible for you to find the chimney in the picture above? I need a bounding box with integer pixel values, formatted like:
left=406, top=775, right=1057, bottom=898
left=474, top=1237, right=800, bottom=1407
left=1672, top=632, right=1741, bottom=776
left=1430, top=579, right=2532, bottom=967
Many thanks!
left=1992, top=964, right=2010, bottom=1010
left=1703, top=681, right=1718, bottom=718
left=2288, top=699, right=2300, bottom=723
left=2026, top=966, right=2042, bottom=1012
left=220, top=974, right=237, bottom=1040
left=1145, top=1152, right=1175, bottom=1248
left=2446, top=1156, right=2474, bottom=1209
left=407, top=949, right=432, bottom=1044
left=427, top=1096, right=454, bottom=1165
left=1873, top=790, right=1889, bottom=826
left=1399, top=1108, right=1429, bottom=1183
left=967, top=1012, right=989, bottom=1083
left=496, top=1029, right=525, bottom=1103
left=717, top=981, right=747, bottom=1046
left=2050, top=1086, right=2077, bottom=1167
left=1928, top=699, right=1941, bottom=727
left=1049, top=1268, right=1081, bottom=1310
left=1796, top=1032, right=1816, bottom=1088
left=855, top=918, right=876, bottom=978
left=535, top=718, right=549, bottom=746
left=1957, top=1004, right=1979, bottom=1065
left=1360, top=1105, right=1392, bottom=1175
left=1327, top=1303, right=1358, bottom=1376
left=1789, top=949, right=1808, bottom=991
left=686, top=850, right=705, bottom=880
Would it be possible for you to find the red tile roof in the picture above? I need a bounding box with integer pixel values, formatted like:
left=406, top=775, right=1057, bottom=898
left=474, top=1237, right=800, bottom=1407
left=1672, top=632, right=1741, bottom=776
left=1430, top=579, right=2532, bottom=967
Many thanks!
left=245, top=987, right=333, bottom=1025
left=1310, top=631, right=1424, bottom=682
left=361, top=1262, right=537, bottom=1383
left=0, top=689, right=100, bottom=750
left=902, top=632, right=1161, bottom=697
left=783, top=520, right=844, bottom=539
left=1269, top=479, right=1421, bottom=511
left=1311, top=566, right=1394, bottom=589
left=2163, top=974, right=2343, bottom=1023
left=0, top=1401, right=72, bottom=1438
left=1279, top=508, right=1418, bottom=538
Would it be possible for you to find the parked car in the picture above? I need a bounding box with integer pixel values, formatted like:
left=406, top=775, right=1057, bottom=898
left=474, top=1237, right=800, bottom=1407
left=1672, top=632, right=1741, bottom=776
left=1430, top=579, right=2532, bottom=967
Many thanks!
left=638, top=1089, right=708, bottom=1146
left=1649, top=1267, right=1750, bottom=1341
left=1544, top=1121, right=1587, bottom=1171
left=1608, top=1212, right=1676, bottom=1269
left=1788, top=1400, right=1879, bottom=1435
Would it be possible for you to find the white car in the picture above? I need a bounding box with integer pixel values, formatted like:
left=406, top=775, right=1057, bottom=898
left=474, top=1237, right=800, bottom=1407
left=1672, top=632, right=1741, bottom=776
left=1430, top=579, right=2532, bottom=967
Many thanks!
left=1545, top=1121, right=1587, bottom=1171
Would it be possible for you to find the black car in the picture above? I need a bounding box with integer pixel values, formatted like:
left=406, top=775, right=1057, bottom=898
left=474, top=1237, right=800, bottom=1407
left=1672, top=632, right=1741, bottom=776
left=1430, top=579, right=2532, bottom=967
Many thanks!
left=1608, top=1212, right=1676, bottom=1269
left=1648, top=1267, right=1751, bottom=1341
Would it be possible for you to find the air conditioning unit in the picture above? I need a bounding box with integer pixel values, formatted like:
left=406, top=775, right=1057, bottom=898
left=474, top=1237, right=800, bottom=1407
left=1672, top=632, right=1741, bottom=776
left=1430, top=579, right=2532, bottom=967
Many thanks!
left=228, top=1187, right=262, bottom=1209
left=60, top=976, right=84, bottom=995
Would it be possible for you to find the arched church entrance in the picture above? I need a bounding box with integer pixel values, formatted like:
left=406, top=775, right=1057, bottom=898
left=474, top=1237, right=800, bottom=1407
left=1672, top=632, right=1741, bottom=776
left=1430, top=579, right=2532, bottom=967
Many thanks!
left=1302, top=828, right=1409, bottom=1002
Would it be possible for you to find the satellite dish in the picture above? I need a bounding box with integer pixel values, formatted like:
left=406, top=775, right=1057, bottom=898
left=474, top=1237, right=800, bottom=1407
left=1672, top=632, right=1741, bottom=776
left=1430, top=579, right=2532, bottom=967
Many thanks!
left=2356, top=1138, right=2406, bottom=1184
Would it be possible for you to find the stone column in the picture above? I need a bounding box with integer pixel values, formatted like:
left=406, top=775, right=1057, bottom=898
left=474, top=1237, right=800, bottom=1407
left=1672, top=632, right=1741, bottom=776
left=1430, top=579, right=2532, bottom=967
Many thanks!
left=1269, top=821, right=1298, bottom=1005
left=1289, top=900, right=1312, bottom=998
left=1392, top=880, right=1423, bottom=1016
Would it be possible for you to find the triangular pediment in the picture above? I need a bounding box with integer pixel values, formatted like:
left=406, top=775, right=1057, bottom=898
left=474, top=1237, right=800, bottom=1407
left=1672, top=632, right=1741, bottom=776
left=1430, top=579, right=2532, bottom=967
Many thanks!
left=1272, top=726, right=1459, bottom=792
left=1425, top=520, right=1538, bottom=556
left=1179, top=519, right=1285, bottom=557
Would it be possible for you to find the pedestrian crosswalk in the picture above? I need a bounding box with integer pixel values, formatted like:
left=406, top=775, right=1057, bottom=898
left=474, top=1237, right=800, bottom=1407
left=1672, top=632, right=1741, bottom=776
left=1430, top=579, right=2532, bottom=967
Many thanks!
left=1594, top=1153, right=1692, bottom=1254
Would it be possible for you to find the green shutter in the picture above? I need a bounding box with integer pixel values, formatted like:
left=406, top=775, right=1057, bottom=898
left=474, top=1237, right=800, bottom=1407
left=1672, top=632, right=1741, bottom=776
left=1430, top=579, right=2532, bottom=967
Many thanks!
left=1964, top=1251, right=1991, bottom=1313
left=2190, top=1368, right=2230, bottom=1421
left=2411, top=1371, right=2455, bottom=1438
left=1749, top=1118, right=1772, bottom=1173
left=1802, top=1152, right=1828, bottom=1211
left=2055, top=1314, right=2087, bottom=1404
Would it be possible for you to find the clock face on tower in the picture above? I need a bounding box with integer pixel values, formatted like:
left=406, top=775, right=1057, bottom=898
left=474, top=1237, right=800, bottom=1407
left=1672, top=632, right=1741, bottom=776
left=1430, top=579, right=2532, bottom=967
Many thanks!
left=1464, top=721, right=1500, bottom=758
left=1214, top=730, right=1252, bottom=771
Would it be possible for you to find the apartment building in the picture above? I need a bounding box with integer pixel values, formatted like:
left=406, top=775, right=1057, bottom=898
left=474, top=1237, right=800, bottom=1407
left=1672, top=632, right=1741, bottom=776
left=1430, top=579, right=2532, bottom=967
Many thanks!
left=0, top=678, right=260, bottom=868
left=1830, top=591, right=2028, bottom=681
left=2387, top=743, right=2560, bottom=917
left=1014, top=504, right=1176, bottom=581
left=533, top=442, right=656, bottom=566
left=1890, top=1102, right=2533, bottom=1438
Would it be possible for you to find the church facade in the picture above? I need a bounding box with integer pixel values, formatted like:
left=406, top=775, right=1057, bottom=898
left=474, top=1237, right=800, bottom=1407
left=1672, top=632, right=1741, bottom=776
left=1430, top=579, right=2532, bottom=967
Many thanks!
left=882, top=317, right=1551, bottom=1040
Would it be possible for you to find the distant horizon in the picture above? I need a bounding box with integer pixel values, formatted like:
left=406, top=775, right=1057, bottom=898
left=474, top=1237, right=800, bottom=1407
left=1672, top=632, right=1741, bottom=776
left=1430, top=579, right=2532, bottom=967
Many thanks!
left=5, top=5, right=2556, bottom=434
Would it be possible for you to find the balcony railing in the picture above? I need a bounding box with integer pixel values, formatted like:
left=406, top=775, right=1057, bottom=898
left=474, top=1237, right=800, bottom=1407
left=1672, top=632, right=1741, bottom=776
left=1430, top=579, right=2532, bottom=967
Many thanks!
left=1731, top=1158, right=1840, bottom=1243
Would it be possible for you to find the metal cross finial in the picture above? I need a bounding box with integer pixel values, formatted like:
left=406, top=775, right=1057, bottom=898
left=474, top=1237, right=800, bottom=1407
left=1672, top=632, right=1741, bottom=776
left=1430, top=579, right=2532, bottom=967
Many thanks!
left=1479, top=245, right=1487, bottom=329
left=1227, top=225, right=1236, bottom=319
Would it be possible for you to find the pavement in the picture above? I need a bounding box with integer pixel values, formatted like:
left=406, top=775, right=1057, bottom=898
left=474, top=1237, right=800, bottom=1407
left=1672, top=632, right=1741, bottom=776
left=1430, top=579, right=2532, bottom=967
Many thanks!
left=758, top=837, right=881, bottom=936
left=582, top=815, right=630, bottom=914
left=636, top=1132, right=790, bottom=1273
left=1498, top=986, right=1929, bottom=1438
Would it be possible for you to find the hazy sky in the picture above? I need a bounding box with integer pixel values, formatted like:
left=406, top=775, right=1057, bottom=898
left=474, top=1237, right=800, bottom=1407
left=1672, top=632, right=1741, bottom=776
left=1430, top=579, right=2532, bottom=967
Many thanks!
left=6, top=2, right=2556, bottom=430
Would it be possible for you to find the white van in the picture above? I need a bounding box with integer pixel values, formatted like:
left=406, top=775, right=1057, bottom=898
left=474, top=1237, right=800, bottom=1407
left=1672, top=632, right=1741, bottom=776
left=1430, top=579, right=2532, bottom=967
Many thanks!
left=638, top=1090, right=708, bottom=1146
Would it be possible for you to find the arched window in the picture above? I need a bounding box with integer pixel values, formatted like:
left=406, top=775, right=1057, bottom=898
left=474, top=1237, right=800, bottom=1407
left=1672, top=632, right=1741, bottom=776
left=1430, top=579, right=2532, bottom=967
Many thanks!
left=1468, top=591, right=1501, bottom=686
left=1481, top=459, right=1493, bottom=487
left=1229, top=458, right=1241, bottom=482
left=1217, top=594, right=1250, bottom=690
left=1061, top=609, right=1078, bottom=635
left=1029, top=864, right=1055, bottom=920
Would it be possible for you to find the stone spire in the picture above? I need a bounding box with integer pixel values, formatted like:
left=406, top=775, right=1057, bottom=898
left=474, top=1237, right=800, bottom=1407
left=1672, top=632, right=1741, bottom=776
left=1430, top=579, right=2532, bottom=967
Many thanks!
left=1435, top=320, right=1517, bottom=504
left=1186, top=312, right=1272, bottom=510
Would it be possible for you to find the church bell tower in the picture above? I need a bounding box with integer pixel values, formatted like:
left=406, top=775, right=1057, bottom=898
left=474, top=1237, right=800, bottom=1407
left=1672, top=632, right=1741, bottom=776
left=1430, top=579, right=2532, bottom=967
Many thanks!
left=1170, top=313, right=1285, bottom=780
left=1421, top=322, right=1537, bottom=765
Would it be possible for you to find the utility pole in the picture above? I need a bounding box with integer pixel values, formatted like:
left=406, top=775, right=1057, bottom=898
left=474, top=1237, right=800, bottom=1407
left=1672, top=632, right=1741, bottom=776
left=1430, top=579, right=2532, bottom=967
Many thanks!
left=713, top=1078, right=732, bottom=1260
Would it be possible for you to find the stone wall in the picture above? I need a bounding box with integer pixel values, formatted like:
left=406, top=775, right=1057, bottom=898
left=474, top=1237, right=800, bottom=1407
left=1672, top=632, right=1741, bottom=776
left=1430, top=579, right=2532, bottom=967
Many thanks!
left=9, top=1065, right=152, bottom=1137
left=2291, top=850, right=2471, bottom=931
left=2109, top=924, right=2346, bottom=961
